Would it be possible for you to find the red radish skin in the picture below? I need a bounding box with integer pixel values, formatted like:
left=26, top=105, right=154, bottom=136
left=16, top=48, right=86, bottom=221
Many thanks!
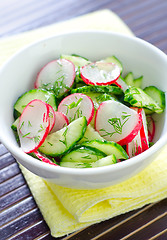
left=33, top=151, right=58, bottom=166
left=48, top=104, right=56, bottom=133
left=147, top=116, right=155, bottom=142
left=126, top=108, right=149, bottom=157
left=126, top=132, right=143, bottom=157
left=17, top=99, right=50, bottom=153
left=132, top=107, right=149, bottom=151
left=117, top=108, right=142, bottom=145
left=58, top=93, right=94, bottom=125
left=95, top=100, right=142, bottom=145
left=139, top=109, right=149, bottom=151
left=35, top=59, right=75, bottom=97
left=51, top=111, right=69, bottom=133
left=80, top=62, right=120, bottom=86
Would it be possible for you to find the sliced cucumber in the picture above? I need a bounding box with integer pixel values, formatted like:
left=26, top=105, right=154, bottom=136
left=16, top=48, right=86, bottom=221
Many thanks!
left=39, top=116, right=87, bottom=156
left=81, top=140, right=129, bottom=159
left=14, top=89, right=57, bottom=115
left=61, top=146, right=106, bottom=163
left=85, top=92, right=116, bottom=110
left=78, top=125, right=104, bottom=143
left=71, top=85, right=123, bottom=95
left=144, top=86, right=165, bottom=111
left=60, top=54, right=91, bottom=67
left=102, top=55, right=123, bottom=73
left=124, top=86, right=163, bottom=113
left=60, top=154, right=117, bottom=168
left=124, top=72, right=134, bottom=86
left=133, top=76, right=143, bottom=88
left=11, top=117, right=20, bottom=131
left=124, top=72, right=143, bottom=88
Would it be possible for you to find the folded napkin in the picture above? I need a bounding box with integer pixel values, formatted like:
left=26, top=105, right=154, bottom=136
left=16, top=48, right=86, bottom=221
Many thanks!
left=20, top=147, right=167, bottom=237
left=1, top=9, right=167, bottom=238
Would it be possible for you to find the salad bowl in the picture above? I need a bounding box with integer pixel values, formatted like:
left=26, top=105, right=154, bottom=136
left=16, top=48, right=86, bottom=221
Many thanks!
left=0, top=30, right=167, bottom=189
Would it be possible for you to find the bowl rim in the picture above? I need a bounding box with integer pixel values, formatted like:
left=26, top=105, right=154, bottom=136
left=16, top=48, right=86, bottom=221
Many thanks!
left=0, top=29, right=167, bottom=176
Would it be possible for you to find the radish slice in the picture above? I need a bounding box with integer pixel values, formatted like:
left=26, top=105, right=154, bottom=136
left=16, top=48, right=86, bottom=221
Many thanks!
left=48, top=104, right=55, bottom=133
left=126, top=131, right=143, bottom=157
left=126, top=108, right=149, bottom=157
left=139, top=108, right=149, bottom=151
left=33, top=151, right=58, bottom=166
left=95, top=100, right=142, bottom=145
left=17, top=99, right=50, bottom=153
left=80, top=62, right=120, bottom=85
left=50, top=111, right=69, bottom=133
left=35, top=59, right=75, bottom=98
left=58, top=93, right=94, bottom=125
left=114, top=77, right=128, bottom=92
left=147, top=115, right=155, bottom=142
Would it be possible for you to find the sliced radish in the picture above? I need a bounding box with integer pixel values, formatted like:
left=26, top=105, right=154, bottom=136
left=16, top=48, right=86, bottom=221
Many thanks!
left=147, top=115, right=155, bottom=142
left=17, top=99, right=50, bottom=153
left=80, top=62, right=120, bottom=85
left=58, top=93, right=94, bottom=125
left=114, top=77, right=128, bottom=92
left=50, top=111, right=69, bottom=133
left=126, top=108, right=149, bottom=157
left=33, top=150, right=58, bottom=166
left=48, top=104, right=55, bottom=133
left=139, top=108, right=149, bottom=151
left=126, top=131, right=143, bottom=157
left=35, top=59, right=75, bottom=97
left=95, top=100, right=142, bottom=145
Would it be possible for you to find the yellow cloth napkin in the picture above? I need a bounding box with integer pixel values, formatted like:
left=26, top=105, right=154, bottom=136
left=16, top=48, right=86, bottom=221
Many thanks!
left=1, top=9, right=167, bottom=238
left=20, top=147, right=167, bottom=237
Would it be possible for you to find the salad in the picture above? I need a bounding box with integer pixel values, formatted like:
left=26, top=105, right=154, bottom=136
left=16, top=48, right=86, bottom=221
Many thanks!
left=11, top=54, right=165, bottom=168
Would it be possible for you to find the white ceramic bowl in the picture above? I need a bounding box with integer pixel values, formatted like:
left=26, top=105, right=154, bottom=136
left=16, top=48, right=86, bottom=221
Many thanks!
left=0, top=31, right=167, bottom=189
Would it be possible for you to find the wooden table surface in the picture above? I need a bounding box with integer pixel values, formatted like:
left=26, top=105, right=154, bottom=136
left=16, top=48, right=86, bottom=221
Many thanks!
left=0, top=0, right=167, bottom=239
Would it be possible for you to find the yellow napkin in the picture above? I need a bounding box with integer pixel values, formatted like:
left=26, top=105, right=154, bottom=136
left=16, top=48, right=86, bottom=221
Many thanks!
left=20, top=147, right=167, bottom=237
left=1, top=9, right=167, bottom=238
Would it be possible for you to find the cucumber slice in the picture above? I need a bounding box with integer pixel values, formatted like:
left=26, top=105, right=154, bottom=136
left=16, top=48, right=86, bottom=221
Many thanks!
left=78, top=125, right=104, bottom=143
left=124, top=72, right=134, bottom=86
left=60, top=154, right=117, bottom=168
left=124, top=86, right=163, bottom=113
left=102, top=55, right=123, bottom=74
left=81, top=140, right=128, bottom=159
left=14, top=89, right=57, bottom=115
left=11, top=117, right=19, bottom=131
left=124, top=72, right=143, bottom=88
left=133, top=76, right=143, bottom=88
left=61, top=146, right=106, bottom=163
left=85, top=92, right=116, bottom=110
left=71, top=85, right=123, bottom=95
left=60, top=54, right=91, bottom=67
left=144, top=86, right=165, bottom=111
left=39, top=116, right=87, bottom=156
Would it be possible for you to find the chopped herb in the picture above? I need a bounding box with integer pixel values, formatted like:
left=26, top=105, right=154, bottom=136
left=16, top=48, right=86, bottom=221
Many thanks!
left=68, top=98, right=83, bottom=109
left=81, top=154, right=92, bottom=159
left=28, top=121, right=32, bottom=127
left=19, top=121, right=24, bottom=131
left=59, top=127, right=68, bottom=147
left=33, top=135, right=40, bottom=143
left=38, top=124, right=45, bottom=132
left=100, top=112, right=130, bottom=137
left=47, top=141, right=53, bottom=146
left=22, top=132, right=31, bottom=138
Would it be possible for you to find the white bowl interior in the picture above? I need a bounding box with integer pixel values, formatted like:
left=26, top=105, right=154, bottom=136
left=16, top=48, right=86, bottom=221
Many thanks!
left=0, top=31, right=167, bottom=189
